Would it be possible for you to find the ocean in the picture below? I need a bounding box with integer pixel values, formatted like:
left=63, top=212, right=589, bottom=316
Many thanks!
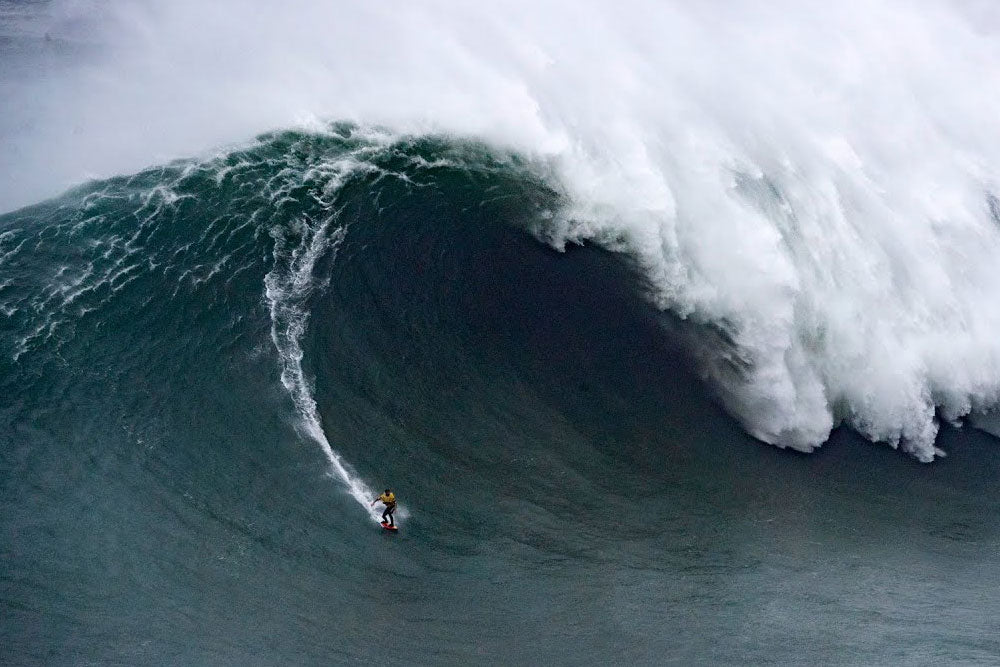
left=4, top=1, right=1000, bottom=664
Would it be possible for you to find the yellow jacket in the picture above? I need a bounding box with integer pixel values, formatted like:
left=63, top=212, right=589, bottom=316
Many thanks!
left=377, top=492, right=396, bottom=506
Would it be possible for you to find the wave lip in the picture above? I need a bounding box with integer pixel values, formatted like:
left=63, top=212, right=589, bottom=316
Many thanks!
left=547, top=151, right=1000, bottom=461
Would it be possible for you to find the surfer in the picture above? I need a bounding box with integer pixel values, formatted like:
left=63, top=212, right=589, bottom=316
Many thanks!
left=372, top=489, right=396, bottom=527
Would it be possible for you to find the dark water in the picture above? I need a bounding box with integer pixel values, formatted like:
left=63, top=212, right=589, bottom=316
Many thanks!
left=3, top=126, right=1000, bottom=665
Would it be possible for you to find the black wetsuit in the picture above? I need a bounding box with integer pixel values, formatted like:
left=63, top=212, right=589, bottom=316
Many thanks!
left=382, top=503, right=396, bottom=526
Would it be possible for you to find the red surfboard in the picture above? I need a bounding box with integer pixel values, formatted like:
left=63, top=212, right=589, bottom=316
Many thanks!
left=381, top=522, right=398, bottom=532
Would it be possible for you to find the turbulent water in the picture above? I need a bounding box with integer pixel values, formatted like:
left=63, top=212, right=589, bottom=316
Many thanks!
left=4, top=0, right=1000, bottom=664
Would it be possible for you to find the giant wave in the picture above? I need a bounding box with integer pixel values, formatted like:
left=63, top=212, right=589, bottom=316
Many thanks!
left=5, top=81, right=1000, bottom=666
left=6, top=0, right=1000, bottom=461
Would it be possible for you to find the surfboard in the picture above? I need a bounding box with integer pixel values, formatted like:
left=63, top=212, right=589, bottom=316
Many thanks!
left=381, top=522, right=398, bottom=532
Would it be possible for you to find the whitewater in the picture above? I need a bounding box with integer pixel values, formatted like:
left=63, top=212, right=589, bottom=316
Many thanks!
left=6, top=0, right=1000, bottom=462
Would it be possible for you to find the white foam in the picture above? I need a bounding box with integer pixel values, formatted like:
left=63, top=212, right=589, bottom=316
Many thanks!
left=262, top=156, right=387, bottom=521
left=9, top=0, right=1000, bottom=458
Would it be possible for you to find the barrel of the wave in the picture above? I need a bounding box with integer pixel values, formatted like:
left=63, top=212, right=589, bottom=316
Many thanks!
left=371, top=489, right=398, bottom=532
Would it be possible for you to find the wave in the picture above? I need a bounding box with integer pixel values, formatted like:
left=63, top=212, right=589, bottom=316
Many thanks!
left=6, top=118, right=1000, bottom=469
left=0, top=126, right=559, bottom=521
left=6, top=118, right=1000, bottom=664
left=6, top=1, right=1000, bottom=460
left=7, top=5, right=1000, bottom=662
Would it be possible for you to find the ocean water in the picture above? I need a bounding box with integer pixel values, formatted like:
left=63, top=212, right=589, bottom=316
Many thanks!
left=4, top=1, right=1000, bottom=664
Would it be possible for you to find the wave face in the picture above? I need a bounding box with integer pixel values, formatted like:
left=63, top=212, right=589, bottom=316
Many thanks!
left=7, top=0, right=1000, bottom=459
left=0, top=126, right=547, bottom=518
left=4, top=126, right=1000, bottom=664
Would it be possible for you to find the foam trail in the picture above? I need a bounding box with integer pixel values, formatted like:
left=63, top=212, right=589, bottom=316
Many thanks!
left=263, top=212, right=382, bottom=522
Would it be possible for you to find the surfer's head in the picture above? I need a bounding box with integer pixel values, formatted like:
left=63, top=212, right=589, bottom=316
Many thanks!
left=385, top=489, right=391, bottom=494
